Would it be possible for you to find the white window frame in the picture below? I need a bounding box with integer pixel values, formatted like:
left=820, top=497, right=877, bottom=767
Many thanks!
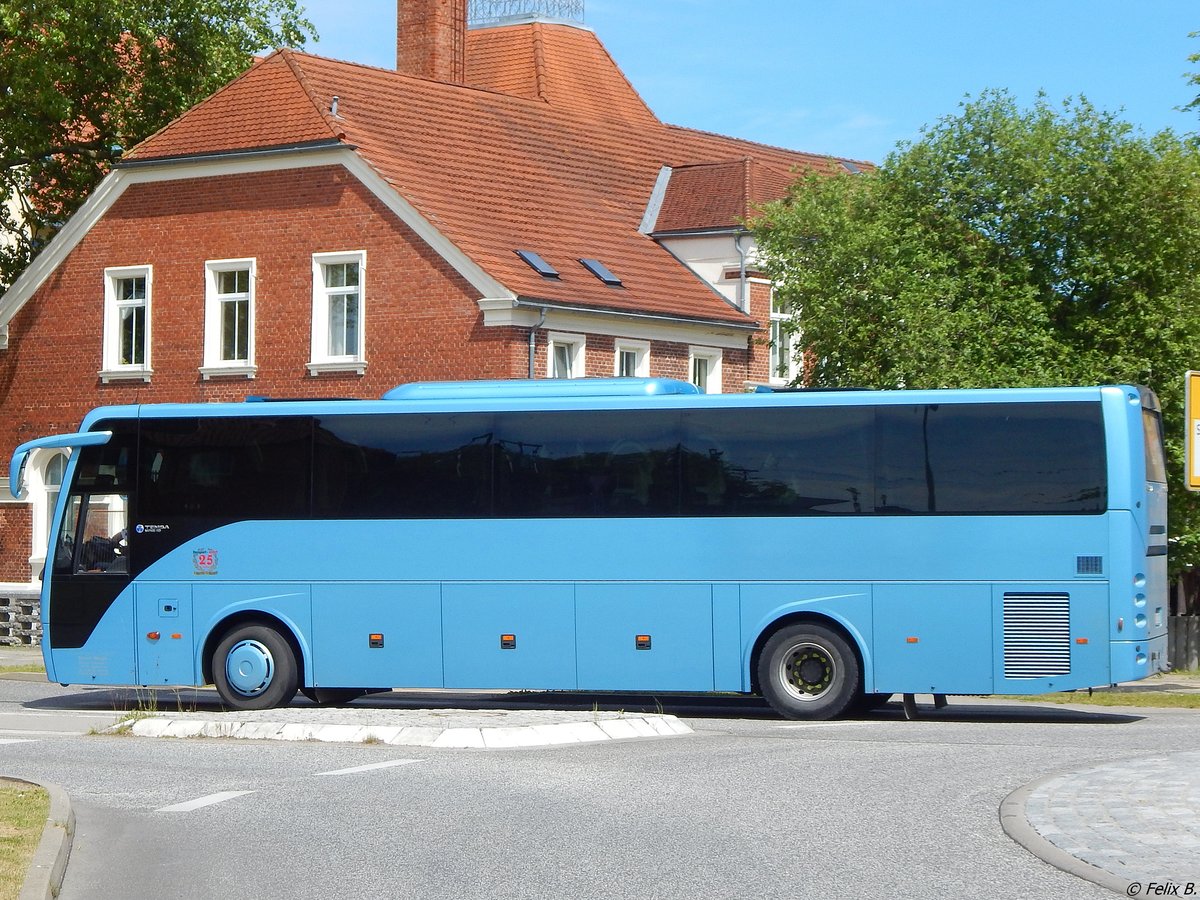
left=613, top=339, right=650, bottom=378
left=28, top=449, right=68, bottom=580
left=100, top=265, right=152, bottom=382
left=547, top=332, right=586, bottom=379
left=770, top=291, right=800, bottom=385
left=309, top=250, right=367, bottom=375
left=688, top=346, right=723, bottom=394
left=201, top=258, right=257, bottom=379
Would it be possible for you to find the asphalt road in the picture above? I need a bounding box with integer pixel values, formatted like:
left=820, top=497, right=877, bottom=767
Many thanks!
left=3, top=676, right=1198, bottom=900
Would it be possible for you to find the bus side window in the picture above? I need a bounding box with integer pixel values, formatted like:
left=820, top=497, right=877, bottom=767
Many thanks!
left=52, top=496, right=82, bottom=574
left=57, top=493, right=129, bottom=574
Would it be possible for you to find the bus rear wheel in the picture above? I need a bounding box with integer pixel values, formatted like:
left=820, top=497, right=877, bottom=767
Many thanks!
left=758, top=622, right=859, bottom=720
left=212, top=622, right=299, bottom=711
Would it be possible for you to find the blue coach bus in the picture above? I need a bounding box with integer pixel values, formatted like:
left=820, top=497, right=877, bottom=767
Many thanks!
left=9, top=379, right=1169, bottom=719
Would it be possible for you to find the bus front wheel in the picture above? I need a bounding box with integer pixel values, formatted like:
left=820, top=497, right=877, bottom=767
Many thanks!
left=212, top=622, right=299, bottom=711
left=758, top=623, right=859, bottom=720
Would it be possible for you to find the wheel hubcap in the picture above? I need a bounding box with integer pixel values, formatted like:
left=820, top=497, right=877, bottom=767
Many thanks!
left=778, top=642, right=835, bottom=702
left=225, top=639, right=275, bottom=697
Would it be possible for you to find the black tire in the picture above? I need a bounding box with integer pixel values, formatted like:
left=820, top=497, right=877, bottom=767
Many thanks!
left=757, top=622, right=860, bottom=720
left=212, top=622, right=299, bottom=711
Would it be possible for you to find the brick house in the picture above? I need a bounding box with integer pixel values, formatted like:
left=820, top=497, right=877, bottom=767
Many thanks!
left=0, top=0, right=866, bottom=620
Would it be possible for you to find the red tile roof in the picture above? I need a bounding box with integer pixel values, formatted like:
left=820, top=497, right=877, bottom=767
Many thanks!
left=466, top=22, right=659, bottom=128
left=654, top=158, right=799, bottom=233
left=133, top=52, right=343, bottom=158
left=127, top=22, right=872, bottom=327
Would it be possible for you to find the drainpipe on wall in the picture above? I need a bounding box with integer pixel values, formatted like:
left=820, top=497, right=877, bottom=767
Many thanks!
left=528, top=307, right=547, bottom=378
left=734, top=230, right=750, bottom=313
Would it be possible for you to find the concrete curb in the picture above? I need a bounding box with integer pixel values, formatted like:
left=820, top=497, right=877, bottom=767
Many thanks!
left=116, top=713, right=694, bottom=748
left=999, top=773, right=1131, bottom=896
left=0, top=776, right=74, bottom=900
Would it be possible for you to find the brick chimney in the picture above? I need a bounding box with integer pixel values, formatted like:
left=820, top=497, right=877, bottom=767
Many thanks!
left=397, top=0, right=467, bottom=84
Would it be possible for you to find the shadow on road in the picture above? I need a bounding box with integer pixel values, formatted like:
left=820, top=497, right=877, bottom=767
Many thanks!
left=20, top=685, right=1145, bottom=725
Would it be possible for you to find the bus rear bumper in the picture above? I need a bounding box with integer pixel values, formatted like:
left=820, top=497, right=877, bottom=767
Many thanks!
left=1109, top=632, right=1169, bottom=685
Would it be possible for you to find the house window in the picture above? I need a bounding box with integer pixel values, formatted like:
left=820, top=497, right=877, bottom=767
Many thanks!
left=30, top=451, right=68, bottom=579
left=614, top=340, right=649, bottom=378
left=547, top=333, right=585, bottom=378
left=689, top=347, right=723, bottom=394
left=310, top=251, right=366, bottom=375
left=202, top=259, right=256, bottom=379
left=101, top=265, right=152, bottom=381
left=44, top=453, right=65, bottom=534
left=769, top=292, right=799, bottom=384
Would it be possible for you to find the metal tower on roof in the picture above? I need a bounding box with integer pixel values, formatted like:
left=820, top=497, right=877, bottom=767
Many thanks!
left=468, top=0, right=585, bottom=27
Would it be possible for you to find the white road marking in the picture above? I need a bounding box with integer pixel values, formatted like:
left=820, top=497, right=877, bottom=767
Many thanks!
left=315, top=759, right=423, bottom=777
left=12, top=711, right=127, bottom=720
left=0, top=729, right=75, bottom=736
left=157, top=791, right=255, bottom=813
left=0, top=739, right=36, bottom=745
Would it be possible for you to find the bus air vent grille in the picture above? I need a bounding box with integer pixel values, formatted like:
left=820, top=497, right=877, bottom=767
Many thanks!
left=1002, top=593, right=1071, bottom=679
left=1076, top=556, right=1103, bottom=575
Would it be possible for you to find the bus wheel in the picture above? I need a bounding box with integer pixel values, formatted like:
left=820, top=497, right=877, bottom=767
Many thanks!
left=758, top=623, right=859, bottom=720
left=213, top=623, right=299, bottom=711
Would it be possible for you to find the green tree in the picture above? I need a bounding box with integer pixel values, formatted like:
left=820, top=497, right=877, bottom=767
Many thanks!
left=0, top=0, right=315, bottom=291
left=753, top=90, right=1200, bottom=579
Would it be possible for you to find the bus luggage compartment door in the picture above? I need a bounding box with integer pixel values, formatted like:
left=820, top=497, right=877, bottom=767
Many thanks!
left=311, top=583, right=442, bottom=688
left=873, top=584, right=993, bottom=694
left=575, top=583, right=714, bottom=691
left=442, top=583, right=576, bottom=689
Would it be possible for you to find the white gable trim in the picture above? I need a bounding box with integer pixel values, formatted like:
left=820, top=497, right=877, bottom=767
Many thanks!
left=0, top=145, right=514, bottom=332
left=638, top=166, right=672, bottom=235
left=477, top=298, right=750, bottom=350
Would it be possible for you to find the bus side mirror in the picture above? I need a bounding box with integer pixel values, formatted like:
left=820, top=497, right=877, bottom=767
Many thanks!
left=9, top=454, right=28, bottom=501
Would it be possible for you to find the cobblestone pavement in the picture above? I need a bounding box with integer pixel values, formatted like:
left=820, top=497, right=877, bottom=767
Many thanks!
left=1005, top=750, right=1200, bottom=895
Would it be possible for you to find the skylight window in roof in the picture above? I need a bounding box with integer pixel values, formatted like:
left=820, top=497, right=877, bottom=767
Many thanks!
left=840, top=161, right=862, bottom=174
left=515, top=250, right=560, bottom=278
left=579, top=258, right=622, bottom=286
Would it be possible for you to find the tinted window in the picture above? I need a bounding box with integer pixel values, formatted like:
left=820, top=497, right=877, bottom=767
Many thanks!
left=1142, top=408, right=1166, bottom=484
left=314, top=414, right=493, bottom=518
left=122, top=400, right=1106, bottom=532
left=72, top=422, right=135, bottom=493
left=139, top=417, right=312, bottom=520
left=681, top=407, right=872, bottom=515
left=876, top=403, right=1106, bottom=514
left=493, top=411, right=681, bottom=517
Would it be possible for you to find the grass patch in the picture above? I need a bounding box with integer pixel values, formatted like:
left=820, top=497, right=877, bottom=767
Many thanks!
left=1009, top=691, right=1200, bottom=709
left=0, top=664, right=44, bottom=675
left=0, top=782, right=49, bottom=900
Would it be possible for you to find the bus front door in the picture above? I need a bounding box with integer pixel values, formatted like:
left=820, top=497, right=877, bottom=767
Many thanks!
left=45, top=491, right=136, bottom=686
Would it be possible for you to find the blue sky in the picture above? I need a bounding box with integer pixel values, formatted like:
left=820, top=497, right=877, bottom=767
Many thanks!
left=296, top=1, right=1198, bottom=164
